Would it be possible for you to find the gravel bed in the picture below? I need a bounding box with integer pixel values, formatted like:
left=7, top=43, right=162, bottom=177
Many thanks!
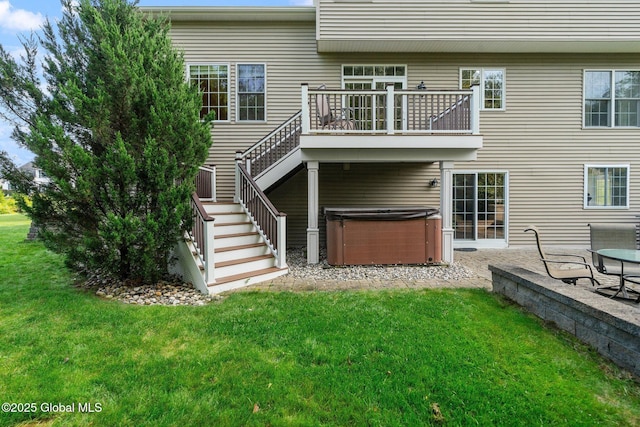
left=78, top=249, right=474, bottom=305
left=284, top=248, right=474, bottom=282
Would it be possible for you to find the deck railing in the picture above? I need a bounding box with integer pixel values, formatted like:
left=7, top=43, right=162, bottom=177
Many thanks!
left=235, top=159, right=287, bottom=268
left=242, top=111, right=302, bottom=178
left=301, top=84, right=480, bottom=135
left=189, top=193, right=215, bottom=283
left=195, top=165, right=216, bottom=201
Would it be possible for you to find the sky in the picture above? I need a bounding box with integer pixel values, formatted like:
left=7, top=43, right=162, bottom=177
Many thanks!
left=0, top=0, right=312, bottom=167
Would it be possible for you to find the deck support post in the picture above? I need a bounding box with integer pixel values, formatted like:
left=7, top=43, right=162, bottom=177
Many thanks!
left=440, top=161, right=454, bottom=264
left=307, top=161, right=320, bottom=264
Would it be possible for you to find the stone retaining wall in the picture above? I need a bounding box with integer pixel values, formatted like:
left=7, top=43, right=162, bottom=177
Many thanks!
left=489, top=264, right=640, bottom=378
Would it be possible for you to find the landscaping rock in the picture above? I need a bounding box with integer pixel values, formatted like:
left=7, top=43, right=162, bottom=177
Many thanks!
left=79, top=274, right=220, bottom=306
left=285, top=247, right=474, bottom=283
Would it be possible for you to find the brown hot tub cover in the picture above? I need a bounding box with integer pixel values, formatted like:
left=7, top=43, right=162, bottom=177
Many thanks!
left=324, top=207, right=442, bottom=266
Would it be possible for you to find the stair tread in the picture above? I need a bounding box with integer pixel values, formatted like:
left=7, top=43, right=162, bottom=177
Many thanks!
left=215, top=254, right=273, bottom=268
left=208, top=212, right=247, bottom=222
left=210, top=266, right=286, bottom=286
left=217, top=231, right=260, bottom=239
left=215, top=221, right=252, bottom=226
left=215, top=242, right=267, bottom=253
left=202, top=201, right=238, bottom=205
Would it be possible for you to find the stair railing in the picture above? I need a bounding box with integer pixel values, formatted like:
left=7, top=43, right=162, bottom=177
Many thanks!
left=235, top=157, right=287, bottom=268
left=189, top=192, right=215, bottom=284
left=195, top=164, right=216, bottom=201
left=242, top=111, right=302, bottom=178
left=427, top=94, right=471, bottom=131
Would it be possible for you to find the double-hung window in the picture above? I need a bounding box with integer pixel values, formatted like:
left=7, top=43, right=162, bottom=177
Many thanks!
left=237, top=64, right=266, bottom=121
left=188, top=64, right=229, bottom=121
left=584, top=70, right=640, bottom=127
left=584, top=165, right=629, bottom=209
left=460, top=68, right=505, bottom=110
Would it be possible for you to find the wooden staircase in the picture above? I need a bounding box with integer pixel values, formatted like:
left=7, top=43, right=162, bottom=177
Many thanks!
left=180, top=115, right=298, bottom=295
left=201, top=201, right=288, bottom=294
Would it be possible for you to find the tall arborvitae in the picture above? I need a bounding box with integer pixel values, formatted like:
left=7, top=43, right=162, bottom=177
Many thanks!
left=0, top=0, right=212, bottom=282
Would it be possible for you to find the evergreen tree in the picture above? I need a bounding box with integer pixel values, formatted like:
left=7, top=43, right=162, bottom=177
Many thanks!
left=0, top=0, right=212, bottom=282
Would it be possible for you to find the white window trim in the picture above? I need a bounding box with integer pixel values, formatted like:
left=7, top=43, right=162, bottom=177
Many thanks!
left=459, top=67, right=506, bottom=111
left=186, top=62, right=230, bottom=123
left=583, top=69, right=640, bottom=129
left=583, top=164, right=630, bottom=209
left=341, top=64, right=408, bottom=89
left=236, top=63, right=267, bottom=123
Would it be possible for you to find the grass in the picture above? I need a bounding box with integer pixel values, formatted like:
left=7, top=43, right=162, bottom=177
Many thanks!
left=1, top=213, right=639, bottom=426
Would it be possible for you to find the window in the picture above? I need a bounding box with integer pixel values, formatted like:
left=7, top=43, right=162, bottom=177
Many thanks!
left=584, top=165, right=629, bottom=208
left=342, top=65, right=406, bottom=79
left=188, top=64, right=229, bottom=121
left=237, top=64, right=266, bottom=121
left=584, top=70, right=640, bottom=127
left=460, top=68, right=505, bottom=110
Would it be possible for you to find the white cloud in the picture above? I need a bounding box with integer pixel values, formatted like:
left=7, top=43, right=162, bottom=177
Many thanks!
left=290, top=0, right=314, bottom=5
left=0, top=1, right=44, bottom=32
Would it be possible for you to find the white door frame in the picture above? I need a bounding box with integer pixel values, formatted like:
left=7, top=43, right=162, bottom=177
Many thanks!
left=452, top=170, right=509, bottom=249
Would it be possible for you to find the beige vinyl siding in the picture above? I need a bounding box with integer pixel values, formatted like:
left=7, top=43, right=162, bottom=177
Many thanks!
left=452, top=54, right=640, bottom=247
left=167, top=14, right=640, bottom=250
left=317, top=0, right=640, bottom=45
left=275, top=52, right=640, bottom=249
left=169, top=20, right=328, bottom=200
left=267, top=163, right=442, bottom=247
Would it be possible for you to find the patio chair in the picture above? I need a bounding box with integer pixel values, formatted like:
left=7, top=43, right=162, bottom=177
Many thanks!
left=315, top=84, right=356, bottom=130
left=588, top=223, right=640, bottom=294
left=525, top=226, right=601, bottom=286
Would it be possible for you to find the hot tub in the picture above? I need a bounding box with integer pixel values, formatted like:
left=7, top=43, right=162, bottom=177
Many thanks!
left=324, top=207, right=442, bottom=266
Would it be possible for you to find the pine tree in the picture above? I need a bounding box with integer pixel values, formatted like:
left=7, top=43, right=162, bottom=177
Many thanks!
left=0, top=0, right=212, bottom=282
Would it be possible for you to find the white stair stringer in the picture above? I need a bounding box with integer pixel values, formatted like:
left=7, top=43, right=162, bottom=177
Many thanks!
left=202, top=201, right=288, bottom=294
left=253, top=146, right=302, bottom=191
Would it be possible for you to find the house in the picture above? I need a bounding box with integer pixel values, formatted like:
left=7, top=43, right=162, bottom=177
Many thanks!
left=0, top=162, right=49, bottom=194
left=143, top=0, right=640, bottom=294
left=18, top=162, right=51, bottom=188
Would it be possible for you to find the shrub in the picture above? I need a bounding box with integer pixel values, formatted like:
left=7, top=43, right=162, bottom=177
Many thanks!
left=0, top=0, right=212, bottom=282
left=0, top=191, right=17, bottom=214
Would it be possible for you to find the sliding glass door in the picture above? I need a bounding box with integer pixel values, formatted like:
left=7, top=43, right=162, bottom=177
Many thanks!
left=453, top=172, right=507, bottom=246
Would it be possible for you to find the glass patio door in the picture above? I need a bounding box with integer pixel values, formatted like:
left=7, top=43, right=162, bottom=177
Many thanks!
left=342, top=65, right=406, bottom=131
left=453, top=172, right=507, bottom=246
left=343, top=80, right=405, bottom=131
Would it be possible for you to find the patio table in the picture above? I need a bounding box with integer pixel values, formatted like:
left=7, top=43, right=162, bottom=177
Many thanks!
left=595, top=249, right=640, bottom=303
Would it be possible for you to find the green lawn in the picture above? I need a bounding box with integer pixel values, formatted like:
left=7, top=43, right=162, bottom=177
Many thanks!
left=1, top=213, right=639, bottom=426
